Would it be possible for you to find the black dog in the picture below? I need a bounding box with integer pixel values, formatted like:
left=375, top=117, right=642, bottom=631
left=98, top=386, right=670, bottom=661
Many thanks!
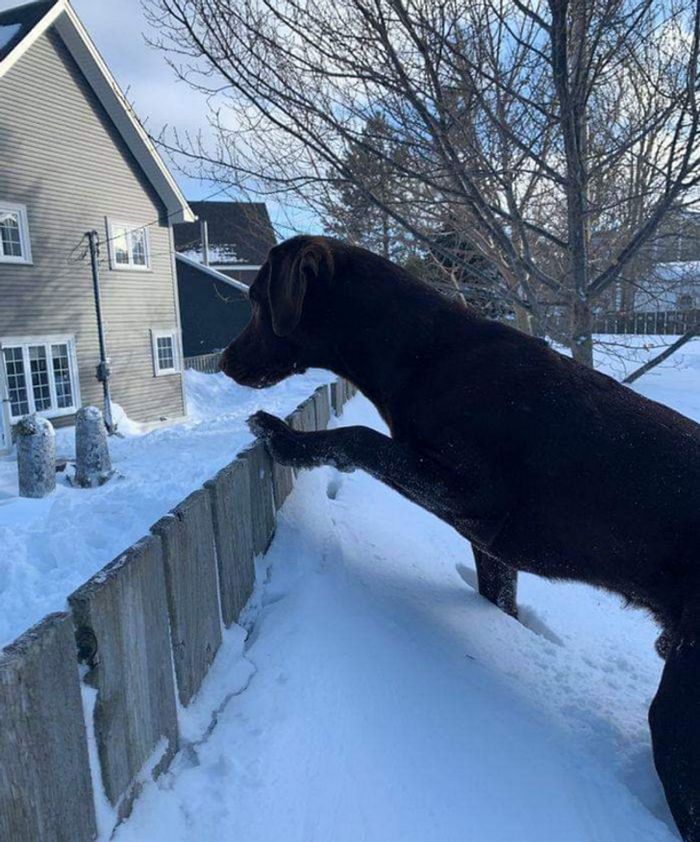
left=221, top=235, right=700, bottom=841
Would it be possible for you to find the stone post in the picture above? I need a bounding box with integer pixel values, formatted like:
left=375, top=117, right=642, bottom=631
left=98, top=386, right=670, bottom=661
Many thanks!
left=74, top=406, right=113, bottom=488
left=17, top=415, right=56, bottom=498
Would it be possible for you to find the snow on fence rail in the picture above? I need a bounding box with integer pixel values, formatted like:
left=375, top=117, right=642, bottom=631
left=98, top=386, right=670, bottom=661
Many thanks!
left=0, top=377, right=356, bottom=842
left=184, top=352, right=222, bottom=374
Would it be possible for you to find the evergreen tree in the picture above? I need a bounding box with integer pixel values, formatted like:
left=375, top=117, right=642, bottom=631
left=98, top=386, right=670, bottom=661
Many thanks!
left=322, top=115, right=412, bottom=263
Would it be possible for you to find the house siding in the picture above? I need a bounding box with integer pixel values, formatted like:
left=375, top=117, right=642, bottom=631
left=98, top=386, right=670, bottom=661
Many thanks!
left=0, top=27, right=185, bottom=424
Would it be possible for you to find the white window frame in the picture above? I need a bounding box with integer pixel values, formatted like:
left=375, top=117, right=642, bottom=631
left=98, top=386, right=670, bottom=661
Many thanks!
left=150, top=328, right=180, bottom=376
left=1, top=334, right=81, bottom=422
left=105, top=218, right=151, bottom=271
left=0, top=201, right=32, bottom=265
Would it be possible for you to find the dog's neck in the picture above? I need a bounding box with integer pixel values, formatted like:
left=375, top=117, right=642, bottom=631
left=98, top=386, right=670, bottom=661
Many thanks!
left=317, top=273, right=473, bottom=418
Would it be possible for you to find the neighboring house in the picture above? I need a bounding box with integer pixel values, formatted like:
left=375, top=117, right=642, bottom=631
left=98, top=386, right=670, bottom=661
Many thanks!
left=0, top=0, right=195, bottom=452
left=591, top=210, right=700, bottom=314
left=629, top=211, right=700, bottom=313
left=175, top=253, right=251, bottom=357
left=648, top=210, right=700, bottom=264
left=632, top=262, right=700, bottom=314
left=174, top=201, right=276, bottom=286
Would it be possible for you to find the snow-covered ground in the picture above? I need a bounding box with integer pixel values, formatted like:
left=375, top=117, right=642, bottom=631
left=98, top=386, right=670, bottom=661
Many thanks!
left=0, top=368, right=334, bottom=647
left=106, top=337, right=700, bottom=842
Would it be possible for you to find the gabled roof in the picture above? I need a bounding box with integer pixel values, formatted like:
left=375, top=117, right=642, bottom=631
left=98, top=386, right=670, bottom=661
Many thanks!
left=0, top=0, right=195, bottom=224
left=174, top=202, right=276, bottom=266
left=175, top=252, right=250, bottom=295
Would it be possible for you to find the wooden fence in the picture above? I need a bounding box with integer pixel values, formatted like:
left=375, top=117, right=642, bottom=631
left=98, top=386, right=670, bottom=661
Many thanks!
left=547, top=308, right=699, bottom=337
left=0, top=377, right=357, bottom=841
left=184, top=352, right=222, bottom=374
left=592, top=308, right=700, bottom=336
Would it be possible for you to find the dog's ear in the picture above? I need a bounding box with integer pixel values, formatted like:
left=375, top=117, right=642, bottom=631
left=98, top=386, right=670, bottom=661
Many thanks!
left=269, top=242, right=333, bottom=337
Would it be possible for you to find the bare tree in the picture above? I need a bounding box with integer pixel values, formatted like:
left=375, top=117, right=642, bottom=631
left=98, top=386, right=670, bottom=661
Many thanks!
left=146, top=0, right=700, bottom=365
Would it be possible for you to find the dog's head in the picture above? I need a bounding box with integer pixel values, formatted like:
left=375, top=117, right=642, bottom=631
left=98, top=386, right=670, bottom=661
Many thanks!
left=220, top=235, right=335, bottom=388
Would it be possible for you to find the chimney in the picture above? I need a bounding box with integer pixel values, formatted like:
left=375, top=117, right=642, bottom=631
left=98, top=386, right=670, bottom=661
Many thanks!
left=201, top=220, right=210, bottom=266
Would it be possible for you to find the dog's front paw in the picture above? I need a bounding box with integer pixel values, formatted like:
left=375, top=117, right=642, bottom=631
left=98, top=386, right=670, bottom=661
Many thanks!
left=247, top=411, right=312, bottom=467
left=248, top=410, right=288, bottom=441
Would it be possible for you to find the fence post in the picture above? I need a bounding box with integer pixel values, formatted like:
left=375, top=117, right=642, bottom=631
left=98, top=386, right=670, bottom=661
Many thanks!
left=0, top=613, right=97, bottom=842
left=240, top=442, right=276, bottom=556
left=313, top=384, right=331, bottom=430
left=152, top=490, right=223, bottom=706
left=68, top=535, right=179, bottom=818
left=205, top=459, right=256, bottom=627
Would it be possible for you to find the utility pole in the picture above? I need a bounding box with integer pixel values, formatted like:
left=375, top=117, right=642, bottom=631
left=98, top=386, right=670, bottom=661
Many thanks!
left=86, top=231, right=115, bottom=434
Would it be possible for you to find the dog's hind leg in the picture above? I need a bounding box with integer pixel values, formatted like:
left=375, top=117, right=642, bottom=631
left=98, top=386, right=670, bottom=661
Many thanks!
left=472, top=547, right=518, bottom=618
left=649, top=595, right=700, bottom=841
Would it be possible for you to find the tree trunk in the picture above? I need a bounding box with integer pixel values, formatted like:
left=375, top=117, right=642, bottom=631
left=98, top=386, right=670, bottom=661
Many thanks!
left=551, top=0, right=593, bottom=367
left=570, top=295, right=594, bottom=367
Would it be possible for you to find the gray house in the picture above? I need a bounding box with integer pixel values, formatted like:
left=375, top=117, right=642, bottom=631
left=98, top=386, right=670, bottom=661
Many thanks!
left=0, top=0, right=195, bottom=452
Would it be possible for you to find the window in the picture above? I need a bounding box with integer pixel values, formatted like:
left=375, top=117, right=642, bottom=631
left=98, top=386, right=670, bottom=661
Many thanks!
left=106, top=219, right=150, bottom=270
left=0, top=202, right=32, bottom=264
left=1, top=337, right=79, bottom=420
left=151, top=329, right=179, bottom=375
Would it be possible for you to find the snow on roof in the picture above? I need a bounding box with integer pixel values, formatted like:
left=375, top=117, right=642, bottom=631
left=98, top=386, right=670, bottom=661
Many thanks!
left=179, top=245, right=241, bottom=265
left=174, top=202, right=276, bottom=265
left=653, top=261, right=700, bottom=281
left=175, top=252, right=250, bottom=295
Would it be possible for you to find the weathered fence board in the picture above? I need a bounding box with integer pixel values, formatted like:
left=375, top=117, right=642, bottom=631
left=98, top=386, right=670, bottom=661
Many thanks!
left=0, top=613, right=97, bottom=842
left=330, top=380, right=341, bottom=416
left=284, top=408, right=306, bottom=479
left=299, top=395, right=317, bottom=431
left=152, top=490, right=222, bottom=706
left=68, top=535, right=178, bottom=813
left=241, top=441, right=276, bottom=556
left=286, top=406, right=304, bottom=430
left=313, top=385, right=331, bottom=431
left=332, top=378, right=351, bottom=413
left=272, top=459, right=295, bottom=510
left=205, top=460, right=255, bottom=627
